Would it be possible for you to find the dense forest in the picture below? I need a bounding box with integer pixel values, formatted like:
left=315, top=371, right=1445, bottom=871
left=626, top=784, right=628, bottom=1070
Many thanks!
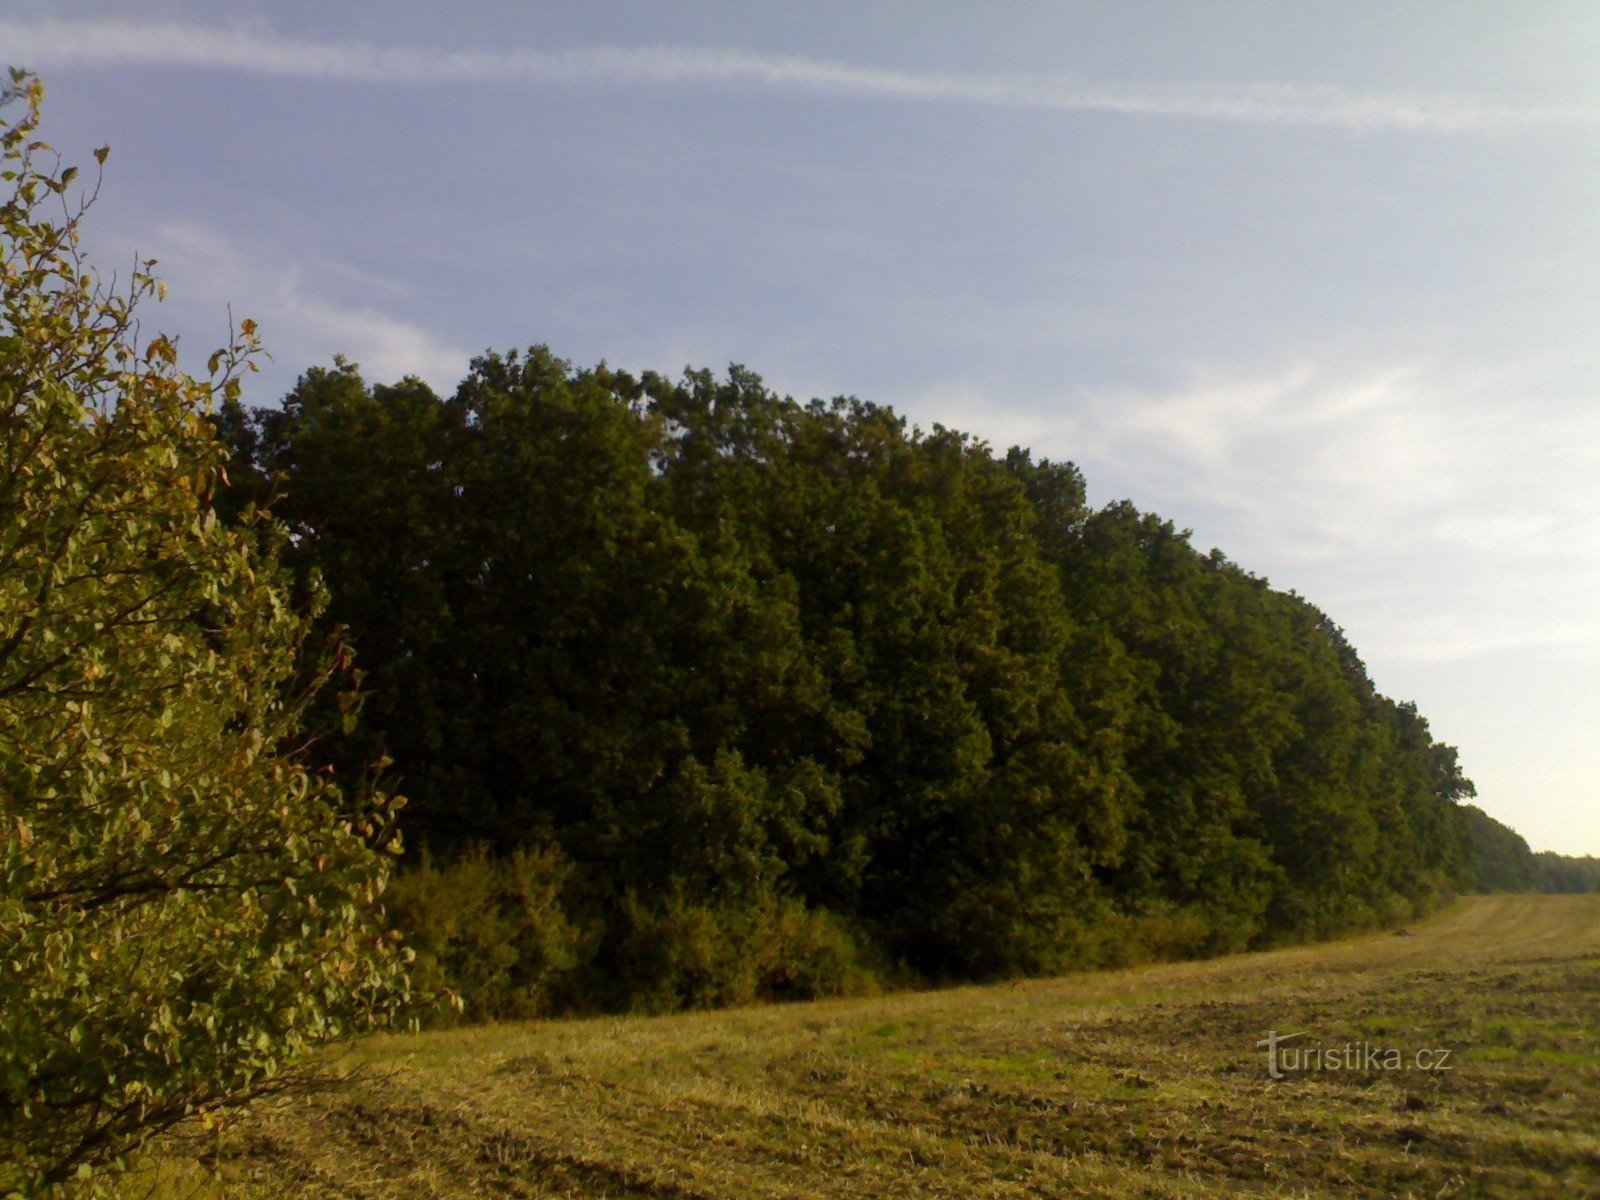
left=215, top=350, right=1594, bottom=1020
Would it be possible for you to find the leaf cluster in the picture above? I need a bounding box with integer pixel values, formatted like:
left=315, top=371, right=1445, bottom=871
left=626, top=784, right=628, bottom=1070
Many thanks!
left=0, top=73, right=409, bottom=1196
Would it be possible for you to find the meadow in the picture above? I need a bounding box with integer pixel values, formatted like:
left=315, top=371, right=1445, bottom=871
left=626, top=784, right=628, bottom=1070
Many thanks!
left=135, top=894, right=1600, bottom=1199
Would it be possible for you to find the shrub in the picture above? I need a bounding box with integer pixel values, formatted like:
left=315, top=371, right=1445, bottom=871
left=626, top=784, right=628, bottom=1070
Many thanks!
left=0, top=74, right=409, bottom=1196
left=604, top=892, right=881, bottom=1014
left=386, top=845, right=585, bottom=1024
left=750, top=898, right=883, bottom=1002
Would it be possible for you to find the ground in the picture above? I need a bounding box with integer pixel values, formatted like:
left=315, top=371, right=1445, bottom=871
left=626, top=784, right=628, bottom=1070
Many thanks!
left=134, top=894, right=1600, bottom=1199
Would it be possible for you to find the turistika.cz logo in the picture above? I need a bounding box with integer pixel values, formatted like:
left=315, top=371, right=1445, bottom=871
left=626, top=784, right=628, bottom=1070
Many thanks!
left=1256, top=1030, right=1456, bottom=1080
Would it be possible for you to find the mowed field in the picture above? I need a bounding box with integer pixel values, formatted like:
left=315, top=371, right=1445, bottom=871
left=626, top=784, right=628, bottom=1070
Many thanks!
left=153, top=895, right=1600, bottom=1199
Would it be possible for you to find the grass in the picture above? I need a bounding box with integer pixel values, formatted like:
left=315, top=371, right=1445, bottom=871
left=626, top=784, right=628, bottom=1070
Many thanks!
left=128, top=894, right=1600, bottom=1199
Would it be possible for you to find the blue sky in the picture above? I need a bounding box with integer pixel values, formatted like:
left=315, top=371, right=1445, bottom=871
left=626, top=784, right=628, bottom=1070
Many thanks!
left=5, top=2, right=1596, bottom=853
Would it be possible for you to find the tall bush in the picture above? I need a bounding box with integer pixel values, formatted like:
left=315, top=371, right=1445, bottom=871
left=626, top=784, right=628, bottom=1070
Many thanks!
left=0, top=74, right=409, bottom=1195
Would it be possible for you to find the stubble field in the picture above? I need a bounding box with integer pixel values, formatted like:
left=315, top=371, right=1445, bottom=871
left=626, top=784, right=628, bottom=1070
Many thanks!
left=138, top=894, right=1600, bottom=1199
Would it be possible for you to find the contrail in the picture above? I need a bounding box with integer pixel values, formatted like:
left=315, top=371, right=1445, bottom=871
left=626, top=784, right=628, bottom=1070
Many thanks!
left=1, top=18, right=1591, bottom=134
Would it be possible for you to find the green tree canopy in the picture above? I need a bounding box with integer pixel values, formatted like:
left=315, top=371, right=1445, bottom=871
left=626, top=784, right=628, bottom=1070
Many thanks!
left=226, top=341, right=1513, bottom=1007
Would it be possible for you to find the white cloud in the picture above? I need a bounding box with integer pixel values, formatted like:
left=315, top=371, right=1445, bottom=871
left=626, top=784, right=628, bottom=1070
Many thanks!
left=916, top=361, right=1600, bottom=668
left=4, top=18, right=1597, bottom=134
left=1077, top=364, right=1468, bottom=555
left=126, top=221, right=467, bottom=389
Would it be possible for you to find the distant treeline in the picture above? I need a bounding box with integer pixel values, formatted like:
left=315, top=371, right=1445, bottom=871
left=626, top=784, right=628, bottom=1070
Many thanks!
left=1460, top=804, right=1600, bottom=894
left=219, top=350, right=1590, bottom=1019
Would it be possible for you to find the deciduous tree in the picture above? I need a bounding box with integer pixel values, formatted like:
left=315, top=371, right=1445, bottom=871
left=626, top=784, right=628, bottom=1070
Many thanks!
left=0, top=74, right=409, bottom=1195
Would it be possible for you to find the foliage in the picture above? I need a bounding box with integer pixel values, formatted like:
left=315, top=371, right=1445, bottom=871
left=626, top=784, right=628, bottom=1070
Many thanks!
left=385, top=845, right=583, bottom=1024
left=0, top=74, right=409, bottom=1195
left=388, top=844, right=879, bottom=1020
left=1532, top=851, right=1600, bottom=894
left=217, top=341, right=1549, bottom=1021
left=1454, top=807, right=1600, bottom=895
left=600, top=892, right=880, bottom=1014
left=1460, top=804, right=1540, bottom=892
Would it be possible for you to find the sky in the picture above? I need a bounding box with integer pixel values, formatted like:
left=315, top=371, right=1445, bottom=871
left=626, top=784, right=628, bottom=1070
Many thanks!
left=3, top=2, right=1595, bottom=853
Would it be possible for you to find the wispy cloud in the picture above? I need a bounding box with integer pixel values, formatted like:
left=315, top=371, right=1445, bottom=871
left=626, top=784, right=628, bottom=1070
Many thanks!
left=4, top=18, right=1594, bottom=134
left=917, top=361, right=1600, bottom=666
left=126, top=220, right=468, bottom=389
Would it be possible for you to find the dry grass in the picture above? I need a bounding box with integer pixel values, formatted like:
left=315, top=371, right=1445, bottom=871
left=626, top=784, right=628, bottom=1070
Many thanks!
left=135, top=894, right=1600, bottom=1198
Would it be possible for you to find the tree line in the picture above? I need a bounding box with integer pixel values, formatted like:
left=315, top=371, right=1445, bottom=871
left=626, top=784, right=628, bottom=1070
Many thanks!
left=213, top=348, right=1590, bottom=1019
left=1459, top=804, right=1600, bottom=894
